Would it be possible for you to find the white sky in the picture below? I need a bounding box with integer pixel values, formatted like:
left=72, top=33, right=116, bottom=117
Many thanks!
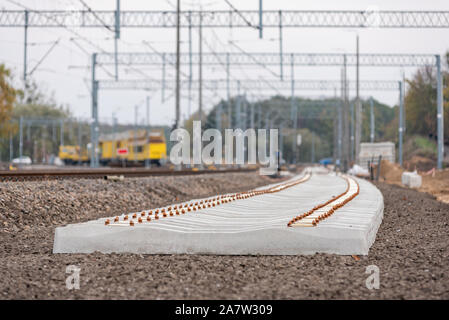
left=1, top=0, right=449, bottom=126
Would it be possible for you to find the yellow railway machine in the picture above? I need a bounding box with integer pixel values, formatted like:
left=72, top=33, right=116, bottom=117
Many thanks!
left=99, top=129, right=167, bottom=166
left=58, top=145, right=89, bottom=164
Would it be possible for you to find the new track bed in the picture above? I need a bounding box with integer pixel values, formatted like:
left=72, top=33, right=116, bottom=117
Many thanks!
left=54, top=167, right=384, bottom=255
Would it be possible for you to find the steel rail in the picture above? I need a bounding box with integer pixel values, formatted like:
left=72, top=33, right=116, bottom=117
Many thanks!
left=288, top=174, right=360, bottom=227
left=0, top=167, right=256, bottom=182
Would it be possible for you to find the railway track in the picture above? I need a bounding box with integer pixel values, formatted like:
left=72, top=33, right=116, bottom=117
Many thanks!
left=288, top=175, right=360, bottom=227
left=0, top=167, right=257, bottom=182
left=53, top=168, right=385, bottom=255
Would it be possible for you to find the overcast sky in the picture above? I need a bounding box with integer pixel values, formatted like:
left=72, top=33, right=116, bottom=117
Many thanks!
left=1, top=0, right=449, bottom=127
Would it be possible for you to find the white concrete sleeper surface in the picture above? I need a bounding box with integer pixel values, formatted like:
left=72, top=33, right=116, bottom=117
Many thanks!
left=53, top=169, right=384, bottom=255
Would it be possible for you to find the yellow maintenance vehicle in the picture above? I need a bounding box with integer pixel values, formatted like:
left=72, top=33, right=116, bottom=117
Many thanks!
left=99, top=129, right=167, bottom=166
left=58, top=145, right=89, bottom=164
left=59, top=129, right=167, bottom=166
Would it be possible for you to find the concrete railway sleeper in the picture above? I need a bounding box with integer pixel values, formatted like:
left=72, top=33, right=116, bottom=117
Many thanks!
left=105, top=172, right=312, bottom=227
left=53, top=169, right=384, bottom=255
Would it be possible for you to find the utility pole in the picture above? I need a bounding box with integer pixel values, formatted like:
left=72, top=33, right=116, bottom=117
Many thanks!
left=112, top=113, right=117, bottom=161
left=250, top=100, right=254, bottom=129
left=42, top=127, right=46, bottom=163
left=236, top=96, right=242, bottom=130
left=402, top=71, right=406, bottom=134
left=342, top=54, right=350, bottom=172
left=188, top=11, right=193, bottom=118
left=162, top=53, right=166, bottom=102
left=337, top=68, right=343, bottom=169
left=226, top=52, right=231, bottom=128
left=196, top=12, right=204, bottom=171
left=242, top=94, right=247, bottom=131
left=236, top=81, right=241, bottom=129
left=78, top=118, right=82, bottom=166
left=398, top=81, right=404, bottom=166
left=278, top=10, right=283, bottom=81
left=259, top=0, right=263, bottom=38
left=216, top=101, right=222, bottom=133
left=19, top=116, right=23, bottom=159
left=355, top=34, right=361, bottom=165
left=60, top=119, right=64, bottom=146
left=175, top=0, right=181, bottom=129
left=9, top=131, right=13, bottom=162
left=436, top=55, right=444, bottom=170
left=52, top=122, right=56, bottom=142
left=370, top=97, right=375, bottom=143
left=90, top=53, right=98, bottom=168
left=134, top=105, right=138, bottom=162
left=279, top=121, right=285, bottom=161
left=114, top=0, right=120, bottom=80
left=290, top=54, right=298, bottom=164
left=23, top=10, right=28, bottom=82
left=350, top=102, right=355, bottom=162
left=333, top=109, right=337, bottom=164
left=311, top=132, right=315, bottom=163
left=198, top=10, right=203, bottom=124
left=68, top=118, right=73, bottom=142
left=145, top=96, right=151, bottom=168
left=217, top=97, right=223, bottom=133
left=297, top=101, right=300, bottom=163
left=265, top=112, right=269, bottom=130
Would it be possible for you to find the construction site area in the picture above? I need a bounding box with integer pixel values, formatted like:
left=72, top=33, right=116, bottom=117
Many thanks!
left=0, top=0, right=448, bottom=304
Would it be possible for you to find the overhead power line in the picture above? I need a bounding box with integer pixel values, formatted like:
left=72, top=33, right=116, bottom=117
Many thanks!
left=78, top=0, right=114, bottom=32
left=2, top=9, right=449, bottom=28
left=4, top=0, right=110, bottom=53
left=28, top=38, right=60, bottom=76
left=223, top=0, right=258, bottom=29
left=97, top=79, right=401, bottom=92
left=95, top=52, right=437, bottom=67
left=229, top=41, right=280, bottom=77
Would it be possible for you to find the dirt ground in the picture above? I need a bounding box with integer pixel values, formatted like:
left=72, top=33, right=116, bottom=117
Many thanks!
left=379, top=159, right=449, bottom=205
left=0, top=172, right=448, bottom=299
left=420, top=169, right=449, bottom=204
left=404, top=155, right=436, bottom=172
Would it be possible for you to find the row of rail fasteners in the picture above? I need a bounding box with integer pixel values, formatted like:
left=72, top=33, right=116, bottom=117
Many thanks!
left=104, top=172, right=312, bottom=227
left=287, top=174, right=360, bottom=228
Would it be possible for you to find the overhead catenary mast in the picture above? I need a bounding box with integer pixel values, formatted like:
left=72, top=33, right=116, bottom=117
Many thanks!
left=175, top=0, right=181, bottom=129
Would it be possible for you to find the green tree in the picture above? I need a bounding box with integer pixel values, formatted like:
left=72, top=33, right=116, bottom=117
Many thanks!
left=405, top=66, right=438, bottom=137
left=405, top=61, right=449, bottom=141
left=0, top=64, right=20, bottom=139
left=203, top=95, right=395, bottom=163
left=0, top=73, right=75, bottom=161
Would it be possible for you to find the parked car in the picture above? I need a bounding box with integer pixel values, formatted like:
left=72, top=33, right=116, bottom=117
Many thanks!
left=319, top=157, right=333, bottom=166
left=11, top=156, right=32, bottom=165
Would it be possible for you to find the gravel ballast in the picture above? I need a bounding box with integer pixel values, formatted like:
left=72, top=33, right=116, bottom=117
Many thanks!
left=0, top=173, right=448, bottom=299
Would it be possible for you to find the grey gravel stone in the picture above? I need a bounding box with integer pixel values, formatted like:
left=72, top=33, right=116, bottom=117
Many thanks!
left=0, top=175, right=448, bottom=299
